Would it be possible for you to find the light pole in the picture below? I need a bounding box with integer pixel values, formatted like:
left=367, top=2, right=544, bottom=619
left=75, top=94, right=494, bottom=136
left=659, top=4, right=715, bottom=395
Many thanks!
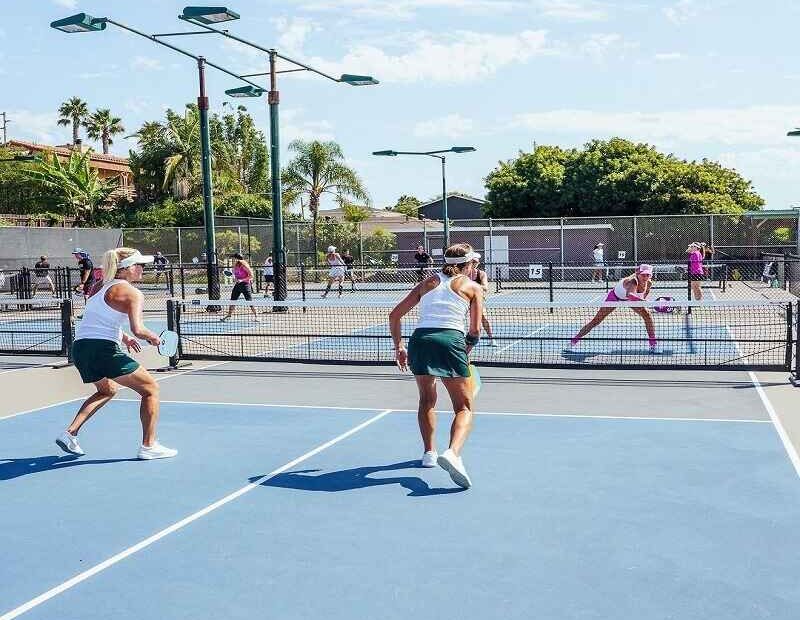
left=180, top=6, right=379, bottom=303
left=372, top=147, right=476, bottom=249
left=51, top=9, right=260, bottom=302
left=789, top=128, right=800, bottom=137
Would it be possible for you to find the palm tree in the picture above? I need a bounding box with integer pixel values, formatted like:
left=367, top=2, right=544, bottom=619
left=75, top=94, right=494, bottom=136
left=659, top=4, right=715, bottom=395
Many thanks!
left=25, top=150, right=117, bottom=225
left=84, top=108, right=125, bottom=154
left=161, top=106, right=200, bottom=198
left=56, top=97, right=89, bottom=145
left=282, top=140, right=369, bottom=261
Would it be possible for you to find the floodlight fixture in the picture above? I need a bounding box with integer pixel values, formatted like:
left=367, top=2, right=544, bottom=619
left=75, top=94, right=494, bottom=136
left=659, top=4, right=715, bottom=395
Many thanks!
left=50, top=13, right=107, bottom=33
left=180, top=6, right=240, bottom=24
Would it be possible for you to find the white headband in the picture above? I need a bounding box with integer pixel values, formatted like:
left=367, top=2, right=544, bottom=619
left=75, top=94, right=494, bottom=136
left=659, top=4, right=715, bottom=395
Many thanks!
left=118, top=251, right=154, bottom=268
left=444, top=251, right=481, bottom=264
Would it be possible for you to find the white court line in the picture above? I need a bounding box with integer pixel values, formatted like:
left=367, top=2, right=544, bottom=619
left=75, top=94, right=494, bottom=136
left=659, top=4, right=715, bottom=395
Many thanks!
left=0, top=397, right=85, bottom=421
left=493, top=324, right=550, bottom=355
left=709, top=289, right=800, bottom=478
left=0, top=408, right=392, bottom=620
left=0, top=363, right=50, bottom=375
left=114, top=398, right=769, bottom=424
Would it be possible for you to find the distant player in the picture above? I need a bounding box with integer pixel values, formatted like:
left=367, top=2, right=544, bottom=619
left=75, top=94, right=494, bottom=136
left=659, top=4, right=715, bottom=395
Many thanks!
left=32, top=255, right=56, bottom=297
left=341, top=249, right=356, bottom=291
left=466, top=256, right=496, bottom=346
left=592, top=243, right=604, bottom=282
left=321, top=246, right=345, bottom=298
left=72, top=248, right=95, bottom=297
left=569, top=264, right=658, bottom=353
left=153, top=251, right=169, bottom=285
left=262, top=255, right=274, bottom=298
left=220, top=253, right=260, bottom=321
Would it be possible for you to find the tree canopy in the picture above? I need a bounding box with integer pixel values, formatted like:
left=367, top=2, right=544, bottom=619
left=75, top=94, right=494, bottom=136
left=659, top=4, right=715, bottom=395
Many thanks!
left=484, top=138, right=764, bottom=218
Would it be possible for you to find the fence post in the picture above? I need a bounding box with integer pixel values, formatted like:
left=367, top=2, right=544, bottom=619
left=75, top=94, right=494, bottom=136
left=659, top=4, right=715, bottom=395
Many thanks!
left=179, top=265, right=186, bottom=299
left=633, top=216, right=638, bottom=263
left=793, top=301, right=800, bottom=386
left=488, top=218, right=494, bottom=277
left=709, top=214, right=715, bottom=250
left=246, top=217, right=252, bottom=261
left=548, top=262, right=554, bottom=313
left=176, top=228, right=183, bottom=265
left=559, top=218, right=565, bottom=265
left=167, top=265, right=175, bottom=297
left=358, top=222, right=364, bottom=264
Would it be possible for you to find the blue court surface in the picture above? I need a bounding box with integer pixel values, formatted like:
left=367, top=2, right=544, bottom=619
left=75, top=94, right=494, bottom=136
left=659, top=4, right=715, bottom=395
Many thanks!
left=2, top=364, right=799, bottom=620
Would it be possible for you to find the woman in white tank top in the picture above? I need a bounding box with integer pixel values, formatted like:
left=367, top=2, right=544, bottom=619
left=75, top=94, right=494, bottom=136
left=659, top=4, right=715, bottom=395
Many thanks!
left=55, top=247, right=177, bottom=461
left=389, top=243, right=484, bottom=489
left=569, top=264, right=658, bottom=353
left=321, top=246, right=346, bottom=298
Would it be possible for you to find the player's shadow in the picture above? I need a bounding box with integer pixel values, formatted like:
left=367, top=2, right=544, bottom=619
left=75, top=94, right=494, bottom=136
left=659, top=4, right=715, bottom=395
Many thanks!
left=562, top=348, right=673, bottom=362
left=1, top=455, right=138, bottom=481
left=251, top=460, right=464, bottom=497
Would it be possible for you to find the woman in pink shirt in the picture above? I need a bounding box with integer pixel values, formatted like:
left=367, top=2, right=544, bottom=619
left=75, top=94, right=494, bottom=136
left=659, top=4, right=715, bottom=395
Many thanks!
left=221, top=253, right=260, bottom=321
left=687, top=242, right=704, bottom=300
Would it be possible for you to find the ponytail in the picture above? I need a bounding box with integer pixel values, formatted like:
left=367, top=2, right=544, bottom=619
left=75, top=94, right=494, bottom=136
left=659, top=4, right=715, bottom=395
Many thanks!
left=102, top=247, right=137, bottom=283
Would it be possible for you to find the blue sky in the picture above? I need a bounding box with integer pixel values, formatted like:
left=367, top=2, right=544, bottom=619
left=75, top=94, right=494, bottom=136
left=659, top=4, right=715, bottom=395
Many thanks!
left=3, top=0, right=800, bottom=211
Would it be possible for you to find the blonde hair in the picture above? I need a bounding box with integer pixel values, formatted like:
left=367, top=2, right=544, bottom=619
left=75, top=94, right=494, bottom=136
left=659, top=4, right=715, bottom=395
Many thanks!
left=102, top=247, right=138, bottom=283
left=442, top=243, right=473, bottom=277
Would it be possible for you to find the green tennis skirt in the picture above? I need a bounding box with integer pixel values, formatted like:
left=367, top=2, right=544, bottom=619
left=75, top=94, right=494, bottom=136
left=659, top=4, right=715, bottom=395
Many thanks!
left=408, top=328, right=469, bottom=378
left=72, top=338, right=140, bottom=384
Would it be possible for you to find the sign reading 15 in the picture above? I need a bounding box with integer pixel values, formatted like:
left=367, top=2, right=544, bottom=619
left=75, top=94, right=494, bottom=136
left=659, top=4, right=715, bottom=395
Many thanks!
left=528, top=264, right=544, bottom=279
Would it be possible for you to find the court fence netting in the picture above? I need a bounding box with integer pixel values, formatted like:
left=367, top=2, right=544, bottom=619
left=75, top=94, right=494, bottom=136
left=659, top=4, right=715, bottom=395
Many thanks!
left=167, top=297, right=800, bottom=374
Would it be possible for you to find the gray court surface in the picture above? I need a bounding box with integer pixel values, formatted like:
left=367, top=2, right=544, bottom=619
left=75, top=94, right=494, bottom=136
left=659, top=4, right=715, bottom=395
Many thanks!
left=156, top=361, right=773, bottom=422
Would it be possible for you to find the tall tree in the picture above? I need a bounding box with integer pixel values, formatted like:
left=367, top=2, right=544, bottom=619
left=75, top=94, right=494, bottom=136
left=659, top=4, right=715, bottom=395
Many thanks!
left=484, top=139, right=764, bottom=218
left=84, top=108, right=125, bottom=154
left=282, top=140, right=369, bottom=258
left=210, top=104, right=269, bottom=195
left=25, top=150, right=117, bottom=225
left=387, top=194, right=422, bottom=218
left=56, top=97, right=89, bottom=145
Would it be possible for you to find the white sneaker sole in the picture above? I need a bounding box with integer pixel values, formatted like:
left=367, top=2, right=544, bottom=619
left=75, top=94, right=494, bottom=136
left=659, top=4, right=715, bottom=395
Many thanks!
left=437, top=455, right=472, bottom=489
left=137, top=450, right=178, bottom=460
left=420, top=459, right=437, bottom=468
left=55, top=438, right=84, bottom=456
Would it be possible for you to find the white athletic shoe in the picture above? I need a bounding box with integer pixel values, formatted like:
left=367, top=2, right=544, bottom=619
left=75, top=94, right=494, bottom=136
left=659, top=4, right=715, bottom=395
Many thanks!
left=137, top=442, right=178, bottom=460
left=488, top=339, right=497, bottom=347
left=55, top=431, right=85, bottom=456
left=437, top=449, right=472, bottom=489
left=220, top=316, right=230, bottom=322
left=421, top=450, right=438, bottom=468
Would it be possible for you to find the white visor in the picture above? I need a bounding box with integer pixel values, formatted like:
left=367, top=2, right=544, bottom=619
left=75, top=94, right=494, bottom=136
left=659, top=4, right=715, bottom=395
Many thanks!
left=327, top=246, right=336, bottom=253
left=444, top=251, right=481, bottom=264
left=119, top=251, right=154, bottom=268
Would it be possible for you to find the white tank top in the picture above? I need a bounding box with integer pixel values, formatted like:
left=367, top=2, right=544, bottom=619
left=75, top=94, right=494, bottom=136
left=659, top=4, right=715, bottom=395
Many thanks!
left=417, top=273, right=469, bottom=332
left=327, top=255, right=344, bottom=267
left=75, top=280, right=130, bottom=343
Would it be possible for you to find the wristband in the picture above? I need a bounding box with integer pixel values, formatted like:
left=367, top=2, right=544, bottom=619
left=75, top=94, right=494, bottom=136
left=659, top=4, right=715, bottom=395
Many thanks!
left=465, top=334, right=480, bottom=346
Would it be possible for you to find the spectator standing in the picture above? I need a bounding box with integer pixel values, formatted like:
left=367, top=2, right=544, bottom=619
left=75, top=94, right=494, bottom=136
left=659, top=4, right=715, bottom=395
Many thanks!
left=414, top=245, right=432, bottom=281
left=33, top=255, right=56, bottom=297
left=592, top=243, right=605, bottom=282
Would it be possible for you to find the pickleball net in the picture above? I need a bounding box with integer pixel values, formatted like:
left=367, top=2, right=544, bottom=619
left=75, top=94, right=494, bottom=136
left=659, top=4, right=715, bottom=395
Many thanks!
left=0, top=298, right=73, bottom=356
left=169, top=297, right=796, bottom=371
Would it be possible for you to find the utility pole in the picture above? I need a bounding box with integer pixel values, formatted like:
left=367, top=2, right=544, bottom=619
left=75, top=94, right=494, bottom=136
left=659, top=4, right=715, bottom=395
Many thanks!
left=1, top=113, right=8, bottom=144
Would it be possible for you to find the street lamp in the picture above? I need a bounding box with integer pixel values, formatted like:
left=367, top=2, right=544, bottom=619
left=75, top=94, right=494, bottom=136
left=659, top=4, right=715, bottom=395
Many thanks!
left=372, top=147, right=476, bottom=248
left=180, top=6, right=379, bottom=303
left=51, top=12, right=264, bottom=303
left=789, top=128, right=800, bottom=137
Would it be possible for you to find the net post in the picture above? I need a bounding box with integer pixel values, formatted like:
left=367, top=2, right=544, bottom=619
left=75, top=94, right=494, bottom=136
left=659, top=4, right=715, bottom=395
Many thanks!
left=300, top=263, right=307, bottom=302
left=180, top=265, right=186, bottom=299
left=158, top=299, right=190, bottom=372
left=548, top=262, right=554, bottom=313
left=495, top=265, right=501, bottom=293
left=60, top=299, right=74, bottom=367
left=793, top=301, right=800, bottom=387
left=167, top=266, right=175, bottom=297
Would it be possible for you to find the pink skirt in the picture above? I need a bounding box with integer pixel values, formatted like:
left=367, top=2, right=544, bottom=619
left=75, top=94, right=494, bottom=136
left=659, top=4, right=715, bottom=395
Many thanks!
left=605, top=290, right=622, bottom=302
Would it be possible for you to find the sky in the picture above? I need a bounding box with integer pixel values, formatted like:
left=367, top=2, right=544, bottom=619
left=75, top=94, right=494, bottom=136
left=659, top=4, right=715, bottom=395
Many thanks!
left=2, top=0, right=800, bottom=212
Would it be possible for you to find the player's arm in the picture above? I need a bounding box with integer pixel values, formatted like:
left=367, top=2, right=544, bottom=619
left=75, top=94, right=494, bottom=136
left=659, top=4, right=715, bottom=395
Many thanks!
left=119, top=287, right=160, bottom=345
left=466, top=283, right=484, bottom=351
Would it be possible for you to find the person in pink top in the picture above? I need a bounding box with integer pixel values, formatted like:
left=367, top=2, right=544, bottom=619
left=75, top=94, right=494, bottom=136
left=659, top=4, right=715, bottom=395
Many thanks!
left=569, top=264, right=659, bottom=353
left=687, top=242, right=705, bottom=300
left=221, top=253, right=260, bottom=321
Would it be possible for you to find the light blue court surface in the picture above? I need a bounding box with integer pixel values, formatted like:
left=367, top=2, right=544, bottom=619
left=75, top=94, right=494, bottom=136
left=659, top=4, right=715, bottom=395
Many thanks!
left=2, top=399, right=799, bottom=619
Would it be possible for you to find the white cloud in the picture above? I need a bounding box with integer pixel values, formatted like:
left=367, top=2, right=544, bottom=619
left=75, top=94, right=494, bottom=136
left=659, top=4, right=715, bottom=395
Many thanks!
left=579, top=33, right=637, bottom=62
left=5, top=110, right=62, bottom=145
left=535, top=0, right=608, bottom=21
left=271, top=17, right=318, bottom=56
left=124, top=98, right=152, bottom=115
left=299, top=0, right=519, bottom=20
left=718, top=148, right=800, bottom=183
left=654, top=52, right=685, bottom=61
left=414, top=114, right=475, bottom=139
left=510, top=105, right=800, bottom=147
left=281, top=109, right=335, bottom=143
left=663, top=0, right=706, bottom=24
left=130, top=56, right=163, bottom=71
left=307, top=29, right=551, bottom=83
left=53, top=0, right=77, bottom=8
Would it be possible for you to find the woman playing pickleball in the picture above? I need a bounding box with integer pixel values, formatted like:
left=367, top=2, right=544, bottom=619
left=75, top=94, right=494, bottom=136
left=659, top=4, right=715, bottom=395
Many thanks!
left=390, top=243, right=483, bottom=489
left=55, top=247, right=177, bottom=460
left=569, top=264, right=658, bottom=353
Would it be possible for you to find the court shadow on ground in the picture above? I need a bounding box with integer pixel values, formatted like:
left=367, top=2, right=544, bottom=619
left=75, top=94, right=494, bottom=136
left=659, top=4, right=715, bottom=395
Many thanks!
left=251, top=460, right=464, bottom=497
left=561, top=347, right=674, bottom=362
left=1, top=455, right=138, bottom=481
